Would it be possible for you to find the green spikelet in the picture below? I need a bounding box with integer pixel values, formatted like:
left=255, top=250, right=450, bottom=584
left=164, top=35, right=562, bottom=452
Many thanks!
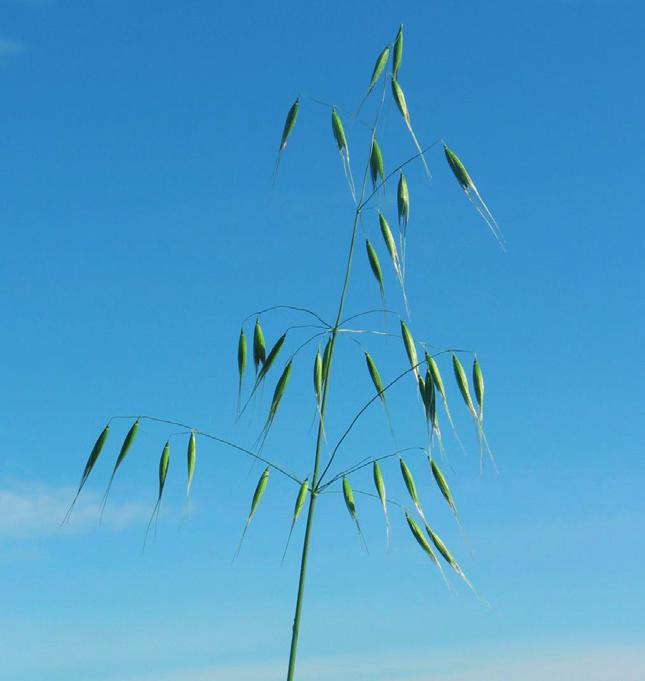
left=392, top=25, right=403, bottom=77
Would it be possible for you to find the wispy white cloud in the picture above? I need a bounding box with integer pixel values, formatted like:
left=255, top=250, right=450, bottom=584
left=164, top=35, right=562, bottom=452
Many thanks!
left=109, top=643, right=645, bottom=681
left=0, top=37, right=25, bottom=58
left=0, top=481, right=149, bottom=538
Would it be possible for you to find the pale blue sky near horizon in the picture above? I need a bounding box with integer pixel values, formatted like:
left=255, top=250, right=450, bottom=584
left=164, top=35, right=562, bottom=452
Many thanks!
left=1, top=1, right=644, bottom=680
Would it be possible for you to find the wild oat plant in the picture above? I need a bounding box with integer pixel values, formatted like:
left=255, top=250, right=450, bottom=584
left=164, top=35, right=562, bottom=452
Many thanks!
left=65, top=26, right=504, bottom=681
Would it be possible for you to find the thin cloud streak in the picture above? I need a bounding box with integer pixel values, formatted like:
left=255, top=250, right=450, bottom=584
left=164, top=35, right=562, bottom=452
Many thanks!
left=113, top=644, right=645, bottom=681
left=0, top=481, right=150, bottom=538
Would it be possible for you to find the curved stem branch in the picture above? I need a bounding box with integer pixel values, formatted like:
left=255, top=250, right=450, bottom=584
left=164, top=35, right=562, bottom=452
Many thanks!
left=318, top=445, right=426, bottom=493
left=243, top=304, right=331, bottom=328
left=109, top=415, right=301, bottom=485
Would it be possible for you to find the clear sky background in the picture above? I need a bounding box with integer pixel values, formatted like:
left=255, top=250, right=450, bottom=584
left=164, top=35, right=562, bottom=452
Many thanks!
left=2, top=1, right=644, bottom=680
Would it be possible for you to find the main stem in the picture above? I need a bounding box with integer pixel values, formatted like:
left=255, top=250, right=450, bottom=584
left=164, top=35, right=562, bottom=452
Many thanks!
left=285, top=204, right=362, bottom=681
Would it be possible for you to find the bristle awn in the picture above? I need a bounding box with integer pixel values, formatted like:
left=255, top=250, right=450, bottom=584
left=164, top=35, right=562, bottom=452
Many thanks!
left=429, top=456, right=459, bottom=521
left=373, top=461, right=390, bottom=546
left=443, top=143, right=504, bottom=249
left=237, top=328, right=247, bottom=413
left=480, top=427, right=498, bottom=473
left=273, top=98, right=299, bottom=180
left=342, top=476, right=368, bottom=552
left=392, top=25, right=403, bottom=78
left=257, top=360, right=293, bottom=448
left=432, top=409, right=447, bottom=460
left=473, top=193, right=506, bottom=251
left=364, top=352, right=394, bottom=435
left=397, top=173, right=410, bottom=275
left=100, top=419, right=140, bottom=520
left=62, top=423, right=110, bottom=525
left=399, top=458, right=426, bottom=523
left=359, top=45, right=390, bottom=111
left=331, top=107, right=355, bottom=201
left=400, top=320, right=419, bottom=382
left=186, top=431, right=197, bottom=498
left=144, top=441, right=170, bottom=549
left=234, top=467, right=270, bottom=560
left=404, top=512, right=449, bottom=587
left=365, top=239, right=385, bottom=302
left=425, top=524, right=478, bottom=596
left=282, top=478, right=310, bottom=563
left=379, top=212, right=409, bottom=314
left=391, top=77, right=431, bottom=179
left=253, top=318, right=266, bottom=374
left=369, top=136, right=385, bottom=192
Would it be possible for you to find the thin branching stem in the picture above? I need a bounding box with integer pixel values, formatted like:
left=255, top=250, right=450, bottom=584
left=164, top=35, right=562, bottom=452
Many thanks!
left=358, top=139, right=443, bottom=211
left=339, top=308, right=399, bottom=326
left=285, top=93, right=380, bottom=681
left=108, top=415, right=301, bottom=485
left=320, top=487, right=407, bottom=511
left=243, top=305, right=331, bottom=328
left=317, top=357, right=435, bottom=487
left=318, top=446, right=426, bottom=493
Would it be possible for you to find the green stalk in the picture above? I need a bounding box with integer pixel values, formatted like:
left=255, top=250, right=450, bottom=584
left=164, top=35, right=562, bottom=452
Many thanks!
left=285, top=202, right=363, bottom=681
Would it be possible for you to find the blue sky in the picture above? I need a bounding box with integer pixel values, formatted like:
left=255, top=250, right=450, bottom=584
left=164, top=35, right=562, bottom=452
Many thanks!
left=1, top=1, right=644, bottom=680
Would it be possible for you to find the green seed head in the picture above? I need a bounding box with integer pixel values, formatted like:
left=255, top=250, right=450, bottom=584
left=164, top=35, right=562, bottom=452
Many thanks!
left=158, top=441, right=170, bottom=497
left=322, top=337, right=332, bottom=379
left=365, top=352, right=385, bottom=397
left=113, top=419, right=140, bottom=474
left=249, top=467, right=270, bottom=521
left=331, top=108, right=348, bottom=155
left=269, top=360, right=293, bottom=420
left=80, top=423, right=110, bottom=489
left=391, top=78, right=410, bottom=124
left=186, top=431, right=196, bottom=497
left=258, top=333, right=286, bottom=384
left=342, top=476, right=357, bottom=519
left=293, top=479, right=309, bottom=523
left=443, top=144, right=472, bottom=190
left=373, top=461, right=386, bottom=510
left=405, top=512, right=438, bottom=563
left=430, top=458, right=456, bottom=513
left=473, top=357, right=485, bottom=419
left=426, top=353, right=446, bottom=399
left=400, top=321, right=418, bottom=374
left=365, top=240, right=384, bottom=296
left=253, top=319, right=266, bottom=372
left=452, top=354, right=476, bottom=416
left=393, top=25, right=403, bottom=77
left=378, top=212, right=397, bottom=261
left=238, top=328, right=247, bottom=379
left=399, top=458, right=419, bottom=506
left=279, top=98, right=299, bottom=151
left=397, top=173, right=409, bottom=229
left=313, top=350, right=323, bottom=405
left=369, top=136, right=385, bottom=189
left=367, top=46, right=390, bottom=94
